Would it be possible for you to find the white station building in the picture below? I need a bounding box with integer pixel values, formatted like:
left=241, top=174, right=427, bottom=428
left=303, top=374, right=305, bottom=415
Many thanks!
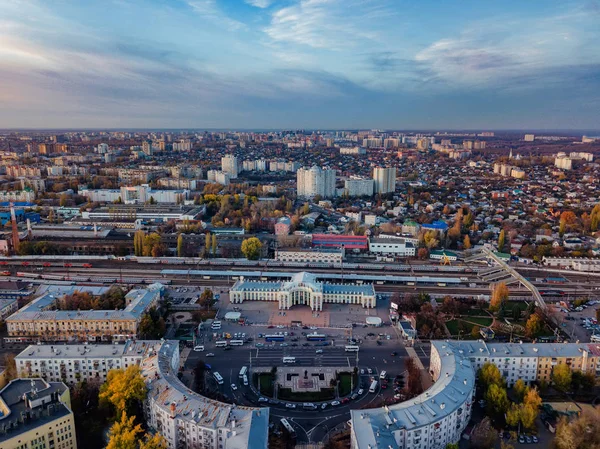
left=230, top=271, right=376, bottom=311
left=351, top=340, right=475, bottom=449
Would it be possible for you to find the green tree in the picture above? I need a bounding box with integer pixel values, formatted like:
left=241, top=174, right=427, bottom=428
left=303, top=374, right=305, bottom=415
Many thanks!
left=506, top=403, right=521, bottom=427
left=552, top=363, right=572, bottom=392
left=176, top=233, right=184, bottom=257
left=498, top=229, right=506, bottom=252
left=99, top=365, right=147, bottom=416
left=445, top=444, right=459, bottom=449
left=520, top=404, right=537, bottom=430
left=241, top=237, right=262, bottom=260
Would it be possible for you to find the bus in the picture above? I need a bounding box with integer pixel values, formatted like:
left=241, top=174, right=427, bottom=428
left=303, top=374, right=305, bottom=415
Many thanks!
left=265, top=335, right=285, bottom=342
left=369, top=380, right=378, bottom=393
left=215, top=341, right=228, bottom=347
left=306, top=333, right=327, bottom=341
left=211, top=321, right=222, bottom=330
left=239, top=366, right=248, bottom=379
left=229, top=340, right=244, bottom=346
left=280, top=418, right=296, bottom=438
left=213, top=372, right=224, bottom=385
left=283, top=357, right=296, bottom=364
left=591, top=335, right=600, bottom=343
left=345, top=345, right=360, bottom=352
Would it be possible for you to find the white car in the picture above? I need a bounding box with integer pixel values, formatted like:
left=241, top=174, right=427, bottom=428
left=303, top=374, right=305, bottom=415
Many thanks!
left=193, top=345, right=204, bottom=352
left=331, top=400, right=340, bottom=406
left=316, top=349, right=323, bottom=354
left=360, top=369, right=365, bottom=375
left=358, top=389, right=364, bottom=395
left=310, top=326, right=318, bottom=330
left=380, top=371, right=387, bottom=379
left=231, top=384, right=238, bottom=391
left=285, top=403, right=296, bottom=409
left=258, top=397, right=269, bottom=403
left=321, top=403, right=328, bottom=409
left=367, top=368, right=373, bottom=374
left=206, top=353, right=215, bottom=357
left=277, top=325, right=285, bottom=329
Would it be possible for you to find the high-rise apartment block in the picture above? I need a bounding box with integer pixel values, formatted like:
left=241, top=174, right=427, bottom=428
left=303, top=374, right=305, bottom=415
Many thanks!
left=524, top=134, right=535, bottom=142
left=344, top=178, right=374, bottom=197
left=373, top=167, right=396, bottom=194
left=221, top=154, right=239, bottom=179
left=297, top=166, right=336, bottom=198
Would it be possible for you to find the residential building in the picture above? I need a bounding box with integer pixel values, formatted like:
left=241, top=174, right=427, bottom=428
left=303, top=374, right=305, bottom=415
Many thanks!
left=524, top=134, right=535, bottom=142
left=344, top=178, right=374, bottom=197
left=230, top=271, right=376, bottom=311
left=311, top=234, right=368, bottom=250
left=555, top=155, right=573, bottom=170
left=206, top=169, right=231, bottom=186
left=362, top=138, right=382, bottom=148
left=0, top=378, right=76, bottom=449
left=221, top=154, right=239, bottom=178
left=6, top=285, right=161, bottom=343
left=373, top=167, right=396, bottom=194
left=351, top=340, right=475, bottom=449
left=340, top=147, right=366, bottom=155
left=296, top=166, right=336, bottom=199
left=274, top=216, right=291, bottom=236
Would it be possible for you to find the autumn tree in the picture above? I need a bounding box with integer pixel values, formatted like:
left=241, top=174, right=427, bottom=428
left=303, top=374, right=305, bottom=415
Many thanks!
left=513, top=379, right=527, bottom=402
left=478, top=362, right=504, bottom=390
left=99, top=365, right=147, bottom=416
left=490, top=282, right=509, bottom=312
left=554, top=407, right=600, bottom=449
left=107, top=412, right=167, bottom=449
left=241, top=237, right=262, bottom=260
left=463, top=234, right=472, bottom=250
left=485, top=383, right=510, bottom=418
left=525, top=313, right=543, bottom=338
left=552, top=363, right=572, bottom=392
left=417, top=248, right=429, bottom=260
left=470, top=417, right=497, bottom=449
left=176, top=233, right=184, bottom=257
left=133, top=230, right=145, bottom=257
left=2, top=353, right=17, bottom=381
left=423, top=230, right=439, bottom=249
left=498, top=229, right=506, bottom=252
left=211, top=234, right=217, bottom=256
left=506, top=403, right=521, bottom=428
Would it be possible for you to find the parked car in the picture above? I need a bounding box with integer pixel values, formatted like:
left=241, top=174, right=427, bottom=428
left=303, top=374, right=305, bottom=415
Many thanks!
left=206, top=353, right=215, bottom=357
left=321, top=403, right=327, bottom=409
left=231, top=384, right=238, bottom=391
left=331, top=400, right=340, bottom=406
left=358, top=389, right=364, bottom=395
left=285, top=403, right=296, bottom=409
left=258, top=397, right=268, bottom=403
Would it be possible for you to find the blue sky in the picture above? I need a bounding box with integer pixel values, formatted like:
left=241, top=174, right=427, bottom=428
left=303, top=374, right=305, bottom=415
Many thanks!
left=1, top=0, right=599, bottom=129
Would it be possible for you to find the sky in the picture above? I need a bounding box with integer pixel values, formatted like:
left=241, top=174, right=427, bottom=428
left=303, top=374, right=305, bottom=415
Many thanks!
left=1, top=0, right=599, bottom=130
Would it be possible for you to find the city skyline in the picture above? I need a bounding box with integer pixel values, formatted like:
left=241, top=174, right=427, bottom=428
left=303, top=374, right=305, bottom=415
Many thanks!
left=1, top=0, right=600, bottom=129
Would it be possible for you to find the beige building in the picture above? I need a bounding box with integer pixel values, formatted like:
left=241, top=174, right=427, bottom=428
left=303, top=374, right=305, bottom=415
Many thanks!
left=6, top=286, right=161, bottom=343
left=0, top=378, right=76, bottom=449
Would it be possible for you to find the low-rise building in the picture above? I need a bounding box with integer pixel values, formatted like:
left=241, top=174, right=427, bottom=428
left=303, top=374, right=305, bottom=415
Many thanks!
left=369, top=237, right=416, bottom=257
left=230, top=271, right=376, bottom=311
left=275, top=248, right=344, bottom=264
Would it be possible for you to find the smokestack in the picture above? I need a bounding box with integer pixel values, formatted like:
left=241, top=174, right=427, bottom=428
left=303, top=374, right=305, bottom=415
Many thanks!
left=10, top=202, right=20, bottom=254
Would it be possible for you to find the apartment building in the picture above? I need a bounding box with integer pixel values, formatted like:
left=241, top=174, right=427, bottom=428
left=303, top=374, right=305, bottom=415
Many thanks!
left=0, top=378, right=77, bottom=449
left=16, top=340, right=157, bottom=385
left=221, top=154, right=239, bottom=178
left=296, top=166, right=336, bottom=199
left=275, top=248, right=344, bottom=264
left=6, top=286, right=161, bottom=343
left=372, top=167, right=396, bottom=194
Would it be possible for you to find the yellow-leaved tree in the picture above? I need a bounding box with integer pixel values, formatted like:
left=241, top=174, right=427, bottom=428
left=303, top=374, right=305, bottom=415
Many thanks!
left=100, top=365, right=147, bottom=416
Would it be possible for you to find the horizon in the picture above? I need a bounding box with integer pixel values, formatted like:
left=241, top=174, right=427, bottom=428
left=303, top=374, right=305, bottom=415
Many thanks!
left=1, top=0, right=600, bottom=129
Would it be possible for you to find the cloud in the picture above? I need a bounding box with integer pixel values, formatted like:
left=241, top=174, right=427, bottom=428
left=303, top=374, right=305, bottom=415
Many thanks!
left=264, top=0, right=392, bottom=50
left=186, top=0, right=246, bottom=31
left=245, top=0, right=272, bottom=8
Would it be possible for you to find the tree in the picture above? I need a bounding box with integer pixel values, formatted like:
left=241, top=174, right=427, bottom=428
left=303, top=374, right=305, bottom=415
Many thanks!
left=60, top=193, right=68, bottom=207
left=107, top=412, right=143, bottom=449
left=241, top=237, right=262, bottom=260
left=463, top=234, right=472, bottom=249
left=470, top=417, right=497, bottom=449
left=513, top=379, right=527, bottom=402
left=554, top=407, right=600, bottom=449
left=490, top=282, right=509, bottom=312
left=478, top=362, right=504, bottom=390
left=498, top=229, right=506, bottom=252
left=523, top=386, right=542, bottom=410
left=471, top=325, right=481, bottom=339
left=134, top=231, right=145, bottom=257
left=99, top=365, right=147, bottom=416
left=2, top=353, right=17, bottom=381
left=143, top=233, right=162, bottom=257
left=525, top=313, right=543, bottom=338
left=417, top=247, right=429, bottom=260
left=211, top=234, right=217, bottom=256
left=139, top=434, right=168, bottom=449
left=485, top=383, right=510, bottom=417
left=445, top=444, right=459, bottom=449
left=552, top=363, right=572, bottom=392
left=423, top=230, right=439, bottom=249
left=176, top=233, right=184, bottom=257
left=506, top=403, right=521, bottom=427
left=199, top=289, right=214, bottom=310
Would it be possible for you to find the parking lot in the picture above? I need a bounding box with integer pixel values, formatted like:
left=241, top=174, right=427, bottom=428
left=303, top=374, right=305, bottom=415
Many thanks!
left=556, top=300, right=600, bottom=342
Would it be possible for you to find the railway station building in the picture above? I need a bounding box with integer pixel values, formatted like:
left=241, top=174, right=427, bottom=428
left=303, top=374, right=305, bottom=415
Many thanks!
left=229, top=271, right=376, bottom=311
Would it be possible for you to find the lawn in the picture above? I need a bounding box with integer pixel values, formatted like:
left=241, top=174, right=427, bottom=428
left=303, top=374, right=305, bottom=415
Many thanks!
left=277, top=387, right=335, bottom=402
left=446, top=320, right=459, bottom=336
left=255, top=373, right=274, bottom=397
left=338, top=372, right=353, bottom=397
left=466, top=317, right=493, bottom=327
left=446, top=316, right=492, bottom=338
